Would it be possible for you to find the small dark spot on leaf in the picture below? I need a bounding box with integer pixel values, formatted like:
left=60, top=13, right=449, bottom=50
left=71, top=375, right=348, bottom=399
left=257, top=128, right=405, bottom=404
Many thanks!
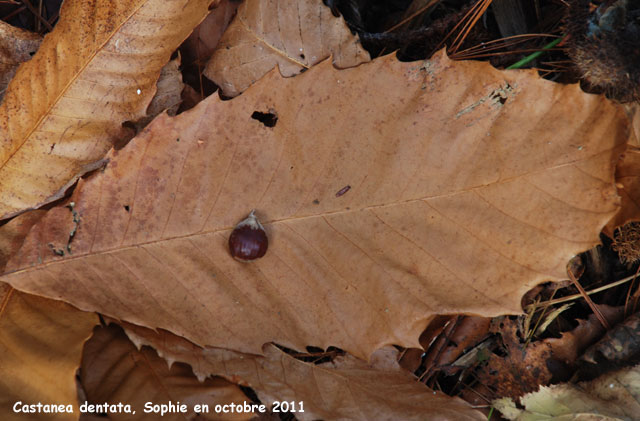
left=48, top=243, right=64, bottom=256
left=312, top=199, right=320, bottom=205
left=251, top=111, right=278, bottom=128
left=123, top=205, right=130, bottom=212
left=29, top=51, right=36, bottom=56
left=300, top=53, right=305, bottom=59
left=238, top=385, right=261, bottom=405
left=336, top=185, right=351, bottom=197
left=176, top=138, right=180, bottom=142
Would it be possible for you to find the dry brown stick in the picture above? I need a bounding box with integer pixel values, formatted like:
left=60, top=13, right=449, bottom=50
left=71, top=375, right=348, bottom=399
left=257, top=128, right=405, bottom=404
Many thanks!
left=1, top=4, right=25, bottom=21
left=525, top=274, right=637, bottom=312
left=567, top=267, right=610, bottom=330
left=624, top=264, right=640, bottom=317
left=20, top=0, right=52, bottom=31
left=419, top=315, right=461, bottom=383
left=385, top=0, right=441, bottom=33
left=35, top=0, right=41, bottom=32
left=46, top=9, right=58, bottom=26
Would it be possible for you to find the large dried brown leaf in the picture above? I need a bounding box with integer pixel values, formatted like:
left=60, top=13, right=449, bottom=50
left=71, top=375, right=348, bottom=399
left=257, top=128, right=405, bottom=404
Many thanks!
left=1, top=52, right=627, bottom=359
left=203, top=0, right=370, bottom=96
left=0, top=0, right=212, bottom=219
left=0, top=21, right=41, bottom=102
left=80, top=324, right=251, bottom=421
left=0, top=283, right=97, bottom=420
left=122, top=322, right=485, bottom=421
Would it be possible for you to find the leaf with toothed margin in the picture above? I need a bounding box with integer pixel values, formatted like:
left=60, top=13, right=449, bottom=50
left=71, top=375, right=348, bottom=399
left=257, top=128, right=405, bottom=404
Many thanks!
left=0, top=50, right=628, bottom=360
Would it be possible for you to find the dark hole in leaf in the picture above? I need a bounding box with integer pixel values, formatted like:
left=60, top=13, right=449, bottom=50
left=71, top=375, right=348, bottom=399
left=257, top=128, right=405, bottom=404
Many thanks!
left=306, top=345, right=323, bottom=353
left=123, top=205, right=130, bottom=212
left=239, top=385, right=261, bottom=404
left=300, top=53, right=305, bottom=59
left=491, top=92, right=507, bottom=105
left=251, top=111, right=278, bottom=127
left=115, top=121, right=137, bottom=150
left=492, top=344, right=508, bottom=357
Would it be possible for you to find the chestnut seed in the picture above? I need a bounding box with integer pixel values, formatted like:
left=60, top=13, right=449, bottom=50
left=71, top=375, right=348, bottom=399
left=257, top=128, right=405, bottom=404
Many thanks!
left=228, top=210, right=268, bottom=262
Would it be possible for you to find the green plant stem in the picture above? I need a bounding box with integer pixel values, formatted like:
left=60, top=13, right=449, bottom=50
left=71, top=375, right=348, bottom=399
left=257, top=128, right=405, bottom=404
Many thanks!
left=506, top=36, right=563, bottom=70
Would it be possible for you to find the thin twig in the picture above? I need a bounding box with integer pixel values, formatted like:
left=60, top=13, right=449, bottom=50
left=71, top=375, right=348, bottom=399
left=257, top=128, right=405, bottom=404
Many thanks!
left=419, top=316, right=461, bottom=382
left=35, top=0, right=41, bottom=32
left=1, top=4, right=25, bottom=21
left=47, top=10, right=58, bottom=26
left=451, top=33, right=559, bottom=60
left=567, top=268, right=610, bottom=330
left=385, top=0, right=441, bottom=33
left=450, top=0, right=492, bottom=53
left=433, top=0, right=483, bottom=52
left=527, top=273, right=639, bottom=310
left=20, top=0, right=52, bottom=31
left=624, top=264, right=640, bottom=317
left=453, top=33, right=555, bottom=56
left=453, top=48, right=561, bottom=60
